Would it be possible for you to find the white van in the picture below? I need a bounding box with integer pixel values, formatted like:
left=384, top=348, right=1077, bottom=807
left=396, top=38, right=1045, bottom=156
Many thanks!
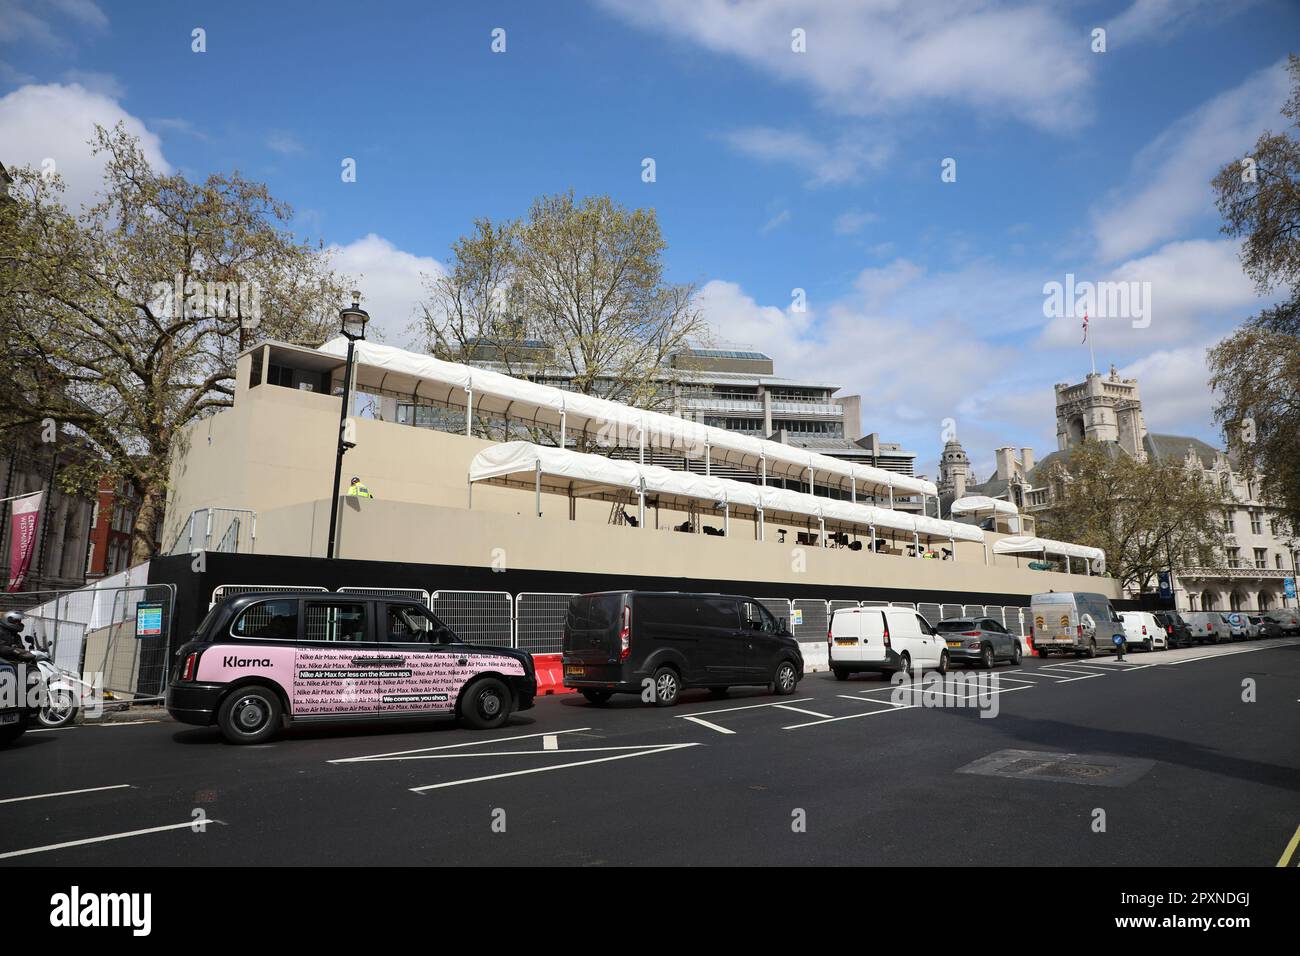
left=1118, top=611, right=1165, bottom=651
left=1183, top=612, right=1230, bottom=644
left=829, top=606, right=950, bottom=679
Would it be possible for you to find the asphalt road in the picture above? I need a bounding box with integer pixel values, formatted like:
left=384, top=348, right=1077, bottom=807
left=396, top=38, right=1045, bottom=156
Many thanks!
left=3, top=638, right=1299, bottom=867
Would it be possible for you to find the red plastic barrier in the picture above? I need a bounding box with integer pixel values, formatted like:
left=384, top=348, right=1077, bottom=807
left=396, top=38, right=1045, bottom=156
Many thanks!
left=532, top=653, right=575, bottom=696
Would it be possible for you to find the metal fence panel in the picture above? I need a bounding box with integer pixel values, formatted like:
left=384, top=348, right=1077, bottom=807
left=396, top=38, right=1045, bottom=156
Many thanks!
left=1007, top=608, right=1028, bottom=637
left=756, top=598, right=792, bottom=629
left=890, top=601, right=916, bottom=611
left=210, top=584, right=327, bottom=608
left=940, top=603, right=964, bottom=621
left=964, top=604, right=986, bottom=618
left=917, top=602, right=943, bottom=627
left=791, top=599, right=829, bottom=643
left=860, top=600, right=890, bottom=607
left=515, top=592, right=577, bottom=655
left=431, top=590, right=513, bottom=646
left=338, top=586, right=431, bottom=606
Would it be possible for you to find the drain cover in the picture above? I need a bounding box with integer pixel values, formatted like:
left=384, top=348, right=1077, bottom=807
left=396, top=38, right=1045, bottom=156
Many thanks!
left=957, top=749, right=1154, bottom=787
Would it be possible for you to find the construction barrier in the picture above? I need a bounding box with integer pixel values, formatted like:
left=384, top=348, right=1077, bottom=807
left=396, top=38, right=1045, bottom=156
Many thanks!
left=531, top=653, right=574, bottom=696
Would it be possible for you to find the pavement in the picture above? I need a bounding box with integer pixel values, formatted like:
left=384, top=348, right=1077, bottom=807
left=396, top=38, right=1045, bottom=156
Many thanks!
left=2, top=637, right=1298, bottom=867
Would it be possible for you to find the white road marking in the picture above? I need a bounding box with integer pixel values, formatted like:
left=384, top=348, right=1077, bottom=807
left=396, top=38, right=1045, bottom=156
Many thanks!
left=836, top=695, right=911, bottom=705
left=542, top=734, right=558, bottom=751
left=330, top=727, right=593, bottom=764
left=682, top=716, right=735, bottom=735
left=676, top=698, right=815, bottom=718
left=783, top=704, right=920, bottom=730
left=772, top=704, right=833, bottom=718
left=0, top=784, right=132, bottom=806
left=0, top=819, right=219, bottom=860
left=362, top=745, right=675, bottom=762
left=93, top=720, right=161, bottom=727
left=410, top=743, right=701, bottom=792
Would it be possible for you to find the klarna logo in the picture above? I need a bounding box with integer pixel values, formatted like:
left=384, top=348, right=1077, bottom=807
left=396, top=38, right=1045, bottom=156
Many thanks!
left=49, top=886, right=152, bottom=936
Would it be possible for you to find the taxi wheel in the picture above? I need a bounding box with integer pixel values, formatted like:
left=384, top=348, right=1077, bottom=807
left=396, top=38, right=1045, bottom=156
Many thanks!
left=217, top=686, right=281, bottom=745
left=461, top=677, right=511, bottom=729
left=1011, top=643, right=1022, bottom=665
left=0, top=718, right=28, bottom=747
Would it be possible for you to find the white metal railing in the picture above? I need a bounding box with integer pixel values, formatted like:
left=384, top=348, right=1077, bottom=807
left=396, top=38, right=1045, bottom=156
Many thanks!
left=169, top=508, right=257, bottom=555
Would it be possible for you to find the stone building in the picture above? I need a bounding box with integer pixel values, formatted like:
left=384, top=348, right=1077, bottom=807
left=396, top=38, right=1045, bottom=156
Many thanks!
left=940, top=366, right=1298, bottom=610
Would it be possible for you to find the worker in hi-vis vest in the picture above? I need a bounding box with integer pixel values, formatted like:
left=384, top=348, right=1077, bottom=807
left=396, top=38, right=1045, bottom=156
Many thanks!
left=347, top=476, right=374, bottom=498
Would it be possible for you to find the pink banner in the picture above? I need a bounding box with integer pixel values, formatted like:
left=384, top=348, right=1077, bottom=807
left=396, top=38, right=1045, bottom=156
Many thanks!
left=7, top=492, right=43, bottom=592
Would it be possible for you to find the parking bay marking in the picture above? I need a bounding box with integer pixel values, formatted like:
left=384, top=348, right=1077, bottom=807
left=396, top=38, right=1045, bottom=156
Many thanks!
left=409, top=743, right=701, bottom=792
left=782, top=704, right=920, bottom=731
left=676, top=698, right=818, bottom=735
left=330, top=727, right=594, bottom=764
left=0, top=784, right=132, bottom=806
left=1276, top=824, right=1300, bottom=868
left=0, top=819, right=221, bottom=861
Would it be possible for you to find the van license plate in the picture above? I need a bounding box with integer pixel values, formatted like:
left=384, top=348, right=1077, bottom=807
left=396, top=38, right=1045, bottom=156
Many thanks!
left=564, top=666, right=585, bottom=677
left=0, top=713, right=18, bottom=726
left=834, top=639, right=857, bottom=646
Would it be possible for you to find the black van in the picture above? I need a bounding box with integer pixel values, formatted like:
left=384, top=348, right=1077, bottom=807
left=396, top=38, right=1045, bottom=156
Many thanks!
left=562, top=591, right=804, bottom=706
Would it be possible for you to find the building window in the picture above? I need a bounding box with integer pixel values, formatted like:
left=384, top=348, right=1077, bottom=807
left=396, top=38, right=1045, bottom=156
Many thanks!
left=1276, top=554, right=1285, bottom=570
left=1254, top=548, right=1267, bottom=569
left=1249, top=510, right=1262, bottom=534
left=1226, top=547, right=1240, bottom=568
left=1223, top=511, right=1234, bottom=533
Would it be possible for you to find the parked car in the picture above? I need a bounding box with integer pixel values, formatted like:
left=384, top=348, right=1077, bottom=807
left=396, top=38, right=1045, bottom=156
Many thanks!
left=562, top=591, right=803, bottom=706
left=1260, top=609, right=1300, bottom=636
left=1029, top=592, right=1125, bottom=658
left=1244, top=615, right=1265, bottom=639
left=933, top=617, right=1022, bottom=668
left=167, top=591, right=536, bottom=744
left=1153, top=610, right=1193, bottom=648
left=1119, top=611, right=1165, bottom=651
left=829, top=605, right=950, bottom=679
left=1223, top=612, right=1249, bottom=641
left=1184, top=611, right=1231, bottom=644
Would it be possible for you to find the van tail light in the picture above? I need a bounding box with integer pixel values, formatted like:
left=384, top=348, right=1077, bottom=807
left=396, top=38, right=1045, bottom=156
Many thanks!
left=882, top=617, right=891, bottom=649
left=618, top=605, right=631, bottom=661
left=1141, top=625, right=1148, bottom=635
left=1077, top=624, right=1083, bottom=638
left=181, top=652, right=198, bottom=682
left=827, top=627, right=833, bottom=652
left=1166, top=625, right=1173, bottom=634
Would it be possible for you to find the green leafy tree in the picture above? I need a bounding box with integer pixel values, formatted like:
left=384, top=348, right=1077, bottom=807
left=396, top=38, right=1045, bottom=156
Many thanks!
left=0, top=123, right=350, bottom=563
left=1208, top=53, right=1300, bottom=537
left=1038, top=442, right=1223, bottom=593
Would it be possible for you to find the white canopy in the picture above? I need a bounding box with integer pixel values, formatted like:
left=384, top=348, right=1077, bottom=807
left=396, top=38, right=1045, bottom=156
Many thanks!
left=950, top=495, right=1019, bottom=517
left=319, top=338, right=938, bottom=503
left=469, top=441, right=978, bottom=546
left=992, top=535, right=1105, bottom=572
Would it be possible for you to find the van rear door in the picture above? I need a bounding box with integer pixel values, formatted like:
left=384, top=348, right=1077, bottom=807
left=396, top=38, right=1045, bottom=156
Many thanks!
left=563, top=593, right=626, bottom=682
left=830, top=609, right=864, bottom=662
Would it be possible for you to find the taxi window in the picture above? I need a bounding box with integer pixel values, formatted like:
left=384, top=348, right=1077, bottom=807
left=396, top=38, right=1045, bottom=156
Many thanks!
left=231, top=600, right=298, bottom=641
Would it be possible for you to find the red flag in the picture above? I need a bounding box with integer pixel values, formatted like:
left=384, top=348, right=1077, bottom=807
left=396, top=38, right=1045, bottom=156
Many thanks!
left=1081, top=311, right=1089, bottom=344
left=6, top=491, right=43, bottom=592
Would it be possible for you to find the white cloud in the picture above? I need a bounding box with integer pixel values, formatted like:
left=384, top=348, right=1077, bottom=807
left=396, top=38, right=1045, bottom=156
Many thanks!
left=598, top=0, right=1093, bottom=130
left=724, top=126, right=890, bottom=186
left=1037, top=238, right=1271, bottom=350
left=266, top=131, right=304, bottom=155
left=1107, top=0, right=1255, bottom=45
left=1119, top=341, right=1220, bottom=440
left=759, top=208, right=791, bottom=235
left=1090, top=60, right=1290, bottom=263
left=833, top=208, right=879, bottom=235
left=0, top=82, right=168, bottom=210
left=0, top=0, right=107, bottom=47
left=325, top=234, right=445, bottom=346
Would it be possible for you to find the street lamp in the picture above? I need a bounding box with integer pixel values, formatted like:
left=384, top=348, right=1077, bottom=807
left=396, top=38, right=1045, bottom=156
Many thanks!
left=326, top=291, right=369, bottom=559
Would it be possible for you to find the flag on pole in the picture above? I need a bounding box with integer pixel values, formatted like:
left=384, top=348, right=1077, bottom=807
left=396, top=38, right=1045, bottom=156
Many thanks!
left=6, top=491, right=43, bottom=592
left=1081, top=311, right=1089, bottom=344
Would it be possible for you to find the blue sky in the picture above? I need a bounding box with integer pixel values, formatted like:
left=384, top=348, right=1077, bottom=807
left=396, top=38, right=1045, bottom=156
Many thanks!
left=2, top=0, right=1296, bottom=478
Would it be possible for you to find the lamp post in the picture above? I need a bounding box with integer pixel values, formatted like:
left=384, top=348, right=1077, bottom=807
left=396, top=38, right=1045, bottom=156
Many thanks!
left=326, top=291, right=369, bottom=559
